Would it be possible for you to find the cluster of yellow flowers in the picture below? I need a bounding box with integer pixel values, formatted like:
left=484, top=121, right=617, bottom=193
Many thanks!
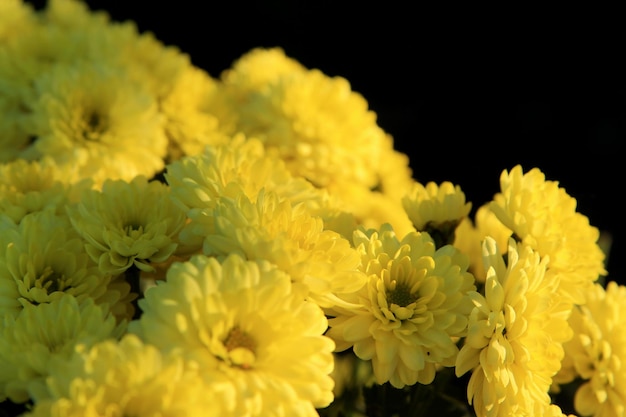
left=0, top=1, right=618, bottom=416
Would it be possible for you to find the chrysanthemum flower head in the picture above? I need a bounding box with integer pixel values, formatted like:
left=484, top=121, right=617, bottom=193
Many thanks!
left=0, top=293, right=125, bottom=404
left=23, top=333, right=233, bottom=417
left=402, top=181, right=472, bottom=248
left=326, top=223, right=476, bottom=388
left=489, top=165, right=607, bottom=305
left=0, top=157, right=89, bottom=224
left=67, top=175, right=187, bottom=276
left=161, top=65, right=231, bottom=161
left=201, top=189, right=366, bottom=308
left=455, top=237, right=573, bottom=417
left=21, top=61, right=167, bottom=185
left=220, top=51, right=393, bottom=192
left=0, top=210, right=129, bottom=319
left=165, top=135, right=339, bottom=250
left=129, top=253, right=335, bottom=417
left=553, top=281, right=626, bottom=417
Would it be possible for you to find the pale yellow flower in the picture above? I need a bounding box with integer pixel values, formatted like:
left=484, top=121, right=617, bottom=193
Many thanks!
left=165, top=135, right=339, bottom=251
left=489, top=165, right=606, bottom=305
left=0, top=157, right=89, bottom=224
left=402, top=181, right=472, bottom=248
left=200, top=189, right=366, bottom=308
left=554, top=281, right=626, bottom=417
left=221, top=49, right=392, bottom=192
left=455, top=237, right=573, bottom=417
left=21, top=61, right=167, bottom=185
left=0, top=0, right=37, bottom=43
left=23, top=334, right=233, bottom=417
left=0, top=210, right=130, bottom=320
left=129, top=253, right=335, bottom=417
left=0, top=294, right=125, bottom=404
left=67, top=175, right=187, bottom=276
left=327, top=223, right=475, bottom=388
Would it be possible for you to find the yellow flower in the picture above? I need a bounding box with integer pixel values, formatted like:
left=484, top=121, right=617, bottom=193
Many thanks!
left=129, top=253, right=335, bottom=417
left=165, top=135, right=339, bottom=251
left=554, top=281, right=626, bottom=417
left=0, top=293, right=125, bottom=404
left=201, top=189, right=366, bottom=308
left=0, top=210, right=130, bottom=320
left=161, top=65, right=230, bottom=161
left=455, top=237, right=573, bottom=417
left=489, top=165, right=606, bottom=305
left=326, top=224, right=476, bottom=388
left=67, top=175, right=187, bottom=276
left=23, top=334, right=233, bottom=417
left=22, top=61, right=167, bottom=185
left=0, top=0, right=37, bottom=43
left=0, top=157, right=89, bottom=224
left=402, top=181, right=472, bottom=248
left=221, top=48, right=392, bottom=192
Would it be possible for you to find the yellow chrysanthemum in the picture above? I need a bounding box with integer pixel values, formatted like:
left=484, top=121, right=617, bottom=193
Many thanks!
left=221, top=46, right=307, bottom=92
left=553, top=281, right=626, bottom=417
left=326, top=223, right=476, bottom=388
left=0, top=294, right=125, bottom=404
left=201, top=189, right=366, bottom=308
left=221, top=49, right=392, bottom=191
left=402, top=181, right=472, bottom=248
left=165, top=135, right=338, bottom=248
left=23, top=334, right=233, bottom=417
left=161, top=65, right=230, bottom=161
left=0, top=210, right=130, bottom=320
left=455, top=237, right=573, bottom=417
left=489, top=165, right=606, bottom=305
left=129, top=253, right=335, bottom=417
left=0, top=157, right=89, bottom=224
left=67, top=175, right=187, bottom=276
left=21, top=61, right=167, bottom=185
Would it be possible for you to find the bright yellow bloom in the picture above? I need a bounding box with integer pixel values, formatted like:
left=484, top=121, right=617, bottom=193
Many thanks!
left=220, top=48, right=392, bottom=192
left=455, top=237, right=573, bottom=417
left=402, top=181, right=472, bottom=248
left=129, top=253, right=335, bottom=417
left=489, top=165, right=606, bottom=305
left=0, top=210, right=130, bottom=320
left=554, top=281, right=626, bottom=417
left=23, top=334, right=233, bottom=417
left=21, top=61, right=167, bottom=185
left=327, top=224, right=475, bottom=388
left=201, top=189, right=366, bottom=308
left=165, top=135, right=341, bottom=252
left=0, top=294, right=125, bottom=404
left=0, top=0, right=37, bottom=43
left=67, top=175, right=187, bottom=276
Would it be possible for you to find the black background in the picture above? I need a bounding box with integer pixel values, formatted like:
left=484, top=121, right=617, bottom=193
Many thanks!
left=26, top=1, right=625, bottom=282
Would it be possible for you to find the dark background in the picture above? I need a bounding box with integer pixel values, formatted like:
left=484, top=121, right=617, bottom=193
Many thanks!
left=27, top=1, right=624, bottom=282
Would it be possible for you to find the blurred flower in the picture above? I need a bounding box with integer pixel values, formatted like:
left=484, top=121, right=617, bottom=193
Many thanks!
left=0, top=294, right=125, bottom=404
left=327, top=223, right=475, bottom=388
left=129, top=253, right=335, bottom=417
left=22, top=333, right=233, bottom=417
left=455, top=237, right=573, bottom=417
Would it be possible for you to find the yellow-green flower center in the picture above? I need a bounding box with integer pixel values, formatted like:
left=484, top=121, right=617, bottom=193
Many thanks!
left=82, top=111, right=109, bottom=141
left=35, top=266, right=70, bottom=295
left=387, top=282, right=417, bottom=307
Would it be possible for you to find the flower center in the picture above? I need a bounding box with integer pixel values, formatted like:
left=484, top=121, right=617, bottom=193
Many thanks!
left=82, top=111, right=109, bottom=141
left=223, top=326, right=256, bottom=369
left=387, top=282, right=417, bottom=307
